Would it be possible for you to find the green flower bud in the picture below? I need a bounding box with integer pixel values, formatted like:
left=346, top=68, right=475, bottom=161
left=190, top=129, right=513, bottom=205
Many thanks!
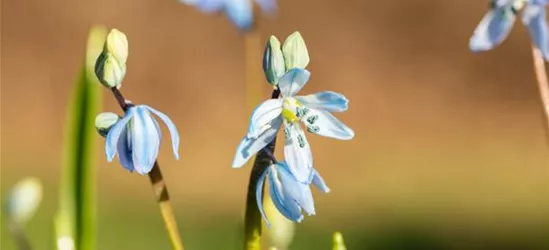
left=5, top=177, right=43, bottom=225
left=94, top=52, right=126, bottom=88
left=332, top=232, right=347, bottom=250
left=95, top=112, right=121, bottom=137
left=104, top=29, right=128, bottom=65
left=263, top=35, right=286, bottom=85
left=282, top=31, right=310, bottom=70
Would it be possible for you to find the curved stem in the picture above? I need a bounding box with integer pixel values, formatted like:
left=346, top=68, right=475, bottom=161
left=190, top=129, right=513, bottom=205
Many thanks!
left=110, top=88, right=184, bottom=250
left=243, top=89, right=280, bottom=250
left=531, top=46, right=549, bottom=142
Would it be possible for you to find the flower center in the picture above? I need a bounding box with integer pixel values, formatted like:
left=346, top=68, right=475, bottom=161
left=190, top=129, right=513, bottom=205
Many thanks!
left=282, top=98, right=307, bottom=123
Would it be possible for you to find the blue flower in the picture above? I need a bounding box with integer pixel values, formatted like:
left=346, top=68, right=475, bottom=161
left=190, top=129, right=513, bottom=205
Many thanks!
left=105, top=105, right=180, bottom=175
left=180, top=0, right=277, bottom=31
left=470, top=0, right=549, bottom=60
left=232, top=68, right=354, bottom=183
left=256, top=162, right=330, bottom=225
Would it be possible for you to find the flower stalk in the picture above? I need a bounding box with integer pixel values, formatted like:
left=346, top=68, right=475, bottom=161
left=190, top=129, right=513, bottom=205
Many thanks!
left=531, top=46, right=549, bottom=139
left=110, top=87, right=184, bottom=250
left=243, top=88, right=280, bottom=250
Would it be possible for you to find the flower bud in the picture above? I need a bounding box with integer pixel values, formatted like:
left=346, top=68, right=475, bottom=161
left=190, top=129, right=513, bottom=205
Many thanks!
left=263, top=36, right=286, bottom=85
left=282, top=31, right=310, bottom=70
left=104, top=29, right=128, bottom=65
left=5, top=177, right=43, bottom=225
left=94, top=52, right=126, bottom=88
left=95, top=112, right=121, bottom=137
left=332, top=232, right=347, bottom=250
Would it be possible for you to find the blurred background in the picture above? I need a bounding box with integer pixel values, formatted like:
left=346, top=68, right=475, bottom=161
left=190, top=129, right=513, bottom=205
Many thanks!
left=2, top=0, right=549, bottom=249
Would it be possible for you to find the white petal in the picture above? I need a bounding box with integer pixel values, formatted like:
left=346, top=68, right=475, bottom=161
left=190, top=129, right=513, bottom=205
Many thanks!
left=283, top=123, right=313, bottom=183
left=296, top=91, right=349, bottom=112
left=232, top=117, right=283, bottom=168
left=247, top=99, right=283, bottom=139
left=302, top=108, right=354, bottom=140
left=268, top=166, right=304, bottom=222
left=277, top=162, right=316, bottom=216
left=278, top=68, right=311, bottom=97
left=143, top=105, right=181, bottom=160
left=105, top=107, right=135, bottom=162
left=469, top=7, right=516, bottom=52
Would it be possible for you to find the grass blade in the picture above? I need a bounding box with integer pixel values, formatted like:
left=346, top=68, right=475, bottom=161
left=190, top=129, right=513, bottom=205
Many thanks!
left=54, top=26, right=106, bottom=250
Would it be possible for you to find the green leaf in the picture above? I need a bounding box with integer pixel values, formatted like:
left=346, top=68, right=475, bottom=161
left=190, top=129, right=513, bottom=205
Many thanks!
left=54, top=26, right=106, bottom=250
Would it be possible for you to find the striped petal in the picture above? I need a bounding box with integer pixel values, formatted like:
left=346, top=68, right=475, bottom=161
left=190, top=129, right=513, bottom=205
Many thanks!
left=130, top=107, right=161, bottom=175
left=469, top=7, right=516, bottom=52
left=296, top=91, right=349, bottom=112
left=268, top=166, right=304, bottom=222
left=143, top=105, right=180, bottom=160
left=278, top=68, right=311, bottom=97
left=277, top=162, right=315, bottom=216
left=117, top=127, right=134, bottom=172
left=256, top=167, right=271, bottom=227
left=232, top=117, right=283, bottom=168
left=283, top=123, right=313, bottom=183
left=105, top=107, right=136, bottom=162
left=311, top=168, right=330, bottom=193
left=302, top=108, right=354, bottom=140
left=248, top=99, right=283, bottom=139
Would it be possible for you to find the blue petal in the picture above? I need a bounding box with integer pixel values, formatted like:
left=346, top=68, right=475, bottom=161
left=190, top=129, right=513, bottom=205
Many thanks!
left=311, top=168, right=330, bottom=193
left=277, top=162, right=316, bottom=216
left=224, top=0, right=253, bottom=31
left=256, top=166, right=271, bottom=227
left=105, top=107, right=136, bottom=162
left=255, top=0, right=277, bottom=15
left=283, top=123, right=313, bottom=183
left=469, top=7, right=516, bottom=52
left=522, top=4, right=549, bottom=60
left=296, top=91, right=349, bottom=112
left=130, top=106, right=161, bottom=175
left=302, top=109, right=354, bottom=140
left=143, top=105, right=180, bottom=160
left=117, top=127, right=135, bottom=172
left=268, top=166, right=304, bottom=222
left=278, top=68, right=311, bottom=97
left=232, top=117, right=282, bottom=168
left=247, top=99, right=283, bottom=139
left=191, top=0, right=226, bottom=13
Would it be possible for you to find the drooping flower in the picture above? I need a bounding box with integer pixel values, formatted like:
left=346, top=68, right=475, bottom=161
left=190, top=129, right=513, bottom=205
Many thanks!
left=105, top=105, right=180, bottom=175
left=256, top=162, right=330, bottom=225
left=232, top=68, right=354, bottom=183
left=179, top=0, right=277, bottom=31
left=470, top=0, right=549, bottom=60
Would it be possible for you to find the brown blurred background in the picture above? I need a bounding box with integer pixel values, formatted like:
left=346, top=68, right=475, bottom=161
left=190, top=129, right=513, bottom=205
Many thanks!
left=2, top=0, right=549, bottom=249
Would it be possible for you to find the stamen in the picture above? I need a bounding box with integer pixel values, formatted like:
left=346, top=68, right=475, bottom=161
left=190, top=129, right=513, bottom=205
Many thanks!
left=306, top=115, right=319, bottom=124
left=284, top=127, right=291, bottom=141
left=297, top=134, right=306, bottom=148
left=307, top=125, right=320, bottom=134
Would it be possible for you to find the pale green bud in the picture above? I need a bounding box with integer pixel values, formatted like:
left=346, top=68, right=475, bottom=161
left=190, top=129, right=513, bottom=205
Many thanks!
left=95, top=112, right=121, bottom=137
left=94, top=52, right=127, bottom=88
left=282, top=31, right=310, bottom=70
left=5, top=177, right=43, bottom=225
left=332, top=232, right=347, bottom=250
left=104, top=29, right=128, bottom=65
left=265, top=196, right=295, bottom=249
left=263, top=36, right=286, bottom=85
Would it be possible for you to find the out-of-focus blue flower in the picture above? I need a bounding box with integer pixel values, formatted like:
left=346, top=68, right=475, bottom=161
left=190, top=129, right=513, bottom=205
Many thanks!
left=470, top=0, right=549, bottom=60
left=232, top=68, right=354, bottom=183
left=179, top=0, right=277, bottom=31
left=256, top=162, right=330, bottom=225
left=105, top=105, right=180, bottom=175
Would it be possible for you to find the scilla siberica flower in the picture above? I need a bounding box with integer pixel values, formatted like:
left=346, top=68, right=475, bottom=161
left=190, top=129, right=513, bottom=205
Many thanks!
left=179, top=0, right=277, bottom=31
left=105, top=105, right=180, bottom=175
left=232, top=68, right=355, bottom=183
left=470, top=0, right=549, bottom=60
left=256, top=162, right=330, bottom=225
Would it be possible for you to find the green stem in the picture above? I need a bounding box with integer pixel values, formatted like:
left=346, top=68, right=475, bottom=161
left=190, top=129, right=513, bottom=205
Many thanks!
left=531, top=46, right=549, bottom=142
left=243, top=89, right=280, bottom=250
left=8, top=220, right=32, bottom=250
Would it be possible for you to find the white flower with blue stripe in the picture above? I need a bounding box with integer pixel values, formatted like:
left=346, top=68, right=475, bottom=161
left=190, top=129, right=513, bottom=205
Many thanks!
left=232, top=68, right=355, bottom=183
left=256, top=162, right=330, bottom=225
left=105, top=105, right=180, bottom=175
left=470, top=0, right=549, bottom=60
left=179, top=0, right=277, bottom=31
